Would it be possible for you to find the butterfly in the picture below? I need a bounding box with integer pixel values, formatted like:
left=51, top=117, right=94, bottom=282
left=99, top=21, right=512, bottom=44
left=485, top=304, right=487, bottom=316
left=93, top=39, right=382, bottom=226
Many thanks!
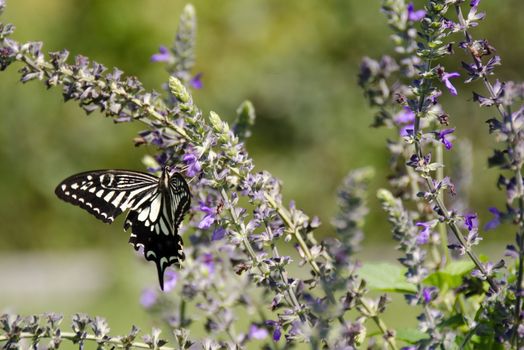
left=55, top=167, right=191, bottom=290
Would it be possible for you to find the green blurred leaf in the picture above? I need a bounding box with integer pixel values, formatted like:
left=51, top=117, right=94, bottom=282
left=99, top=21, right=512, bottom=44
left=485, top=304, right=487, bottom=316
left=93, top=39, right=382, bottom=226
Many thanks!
left=424, top=260, right=474, bottom=289
left=358, top=262, right=416, bottom=293
left=438, top=314, right=467, bottom=328
left=396, top=328, right=428, bottom=344
left=441, top=260, right=475, bottom=275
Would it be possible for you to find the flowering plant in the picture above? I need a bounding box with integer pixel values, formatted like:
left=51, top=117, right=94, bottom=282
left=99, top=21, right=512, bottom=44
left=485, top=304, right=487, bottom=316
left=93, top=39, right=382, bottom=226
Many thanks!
left=0, top=0, right=523, bottom=349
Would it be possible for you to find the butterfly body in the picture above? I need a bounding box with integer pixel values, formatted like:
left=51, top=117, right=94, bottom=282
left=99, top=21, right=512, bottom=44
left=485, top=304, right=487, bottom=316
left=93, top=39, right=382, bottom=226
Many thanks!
left=55, top=168, right=191, bottom=289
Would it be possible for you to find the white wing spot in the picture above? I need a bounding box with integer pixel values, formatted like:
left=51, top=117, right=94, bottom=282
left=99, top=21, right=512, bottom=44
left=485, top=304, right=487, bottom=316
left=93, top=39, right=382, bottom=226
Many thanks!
left=61, top=184, right=66, bottom=191
left=149, top=195, right=162, bottom=222
left=159, top=218, right=169, bottom=235
left=138, top=207, right=150, bottom=222
left=104, top=191, right=115, bottom=202
left=96, top=190, right=104, bottom=198
left=72, top=194, right=77, bottom=199
left=88, top=187, right=96, bottom=193
left=79, top=198, right=84, bottom=203
left=111, top=192, right=126, bottom=207
left=65, top=191, right=70, bottom=196
left=87, top=175, right=93, bottom=180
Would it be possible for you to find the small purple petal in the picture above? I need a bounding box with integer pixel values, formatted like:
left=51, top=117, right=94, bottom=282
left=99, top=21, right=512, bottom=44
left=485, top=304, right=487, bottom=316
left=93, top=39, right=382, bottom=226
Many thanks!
left=198, top=214, right=215, bottom=229
left=211, top=227, right=226, bottom=241
left=484, top=207, right=501, bottom=230
left=400, top=124, right=415, bottom=137
left=151, top=46, right=171, bottom=63
left=163, top=269, right=178, bottom=292
left=183, top=152, right=202, bottom=177
left=407, top=2, right=426, bottom=21
left=393, top=106, right=415, bottom=124
left=415, top=222, right=431, bottom=245
left=422, top=287, right=433, bottom=304
left=470, top=0, right=480, bottom=6
left=441, top=72, right=460, bottom=96
left=190, top=73, right=203, bottom=90
left=464, top=213, right=478, bottom=231
left=436, top=128, right=455, bottom=150
left=248, top=324, right=269, bottom=340
left=201, top=253, right=215, bottom=273
left=273, top=328, right=281, bottom=342
left=140, top=288, right=157, bottom=308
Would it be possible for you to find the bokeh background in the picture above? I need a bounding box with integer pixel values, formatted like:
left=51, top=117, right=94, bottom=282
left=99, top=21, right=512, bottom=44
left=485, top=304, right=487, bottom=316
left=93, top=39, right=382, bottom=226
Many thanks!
left=0, top=0, right=523, bottom=345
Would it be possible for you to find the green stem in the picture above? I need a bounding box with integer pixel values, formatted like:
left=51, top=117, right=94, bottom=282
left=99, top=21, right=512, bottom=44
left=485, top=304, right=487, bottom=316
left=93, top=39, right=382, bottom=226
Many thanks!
left=414, top=117, right=499, bottom=293
left=435, top=142, right=449, bottom=267
left=455, top=4, right=521, bottom=334
left=220, top=188, right=307, bottom=324
left=0, top=332, right=175, bottom=350
left=264, top=192, right=398, bottom=350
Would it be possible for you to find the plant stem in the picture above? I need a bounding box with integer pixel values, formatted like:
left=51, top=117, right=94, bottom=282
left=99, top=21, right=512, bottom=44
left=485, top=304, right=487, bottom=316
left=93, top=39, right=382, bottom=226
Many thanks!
left=0, top=332, right=175, bottom=350
left=435, top=142, right=449, bottom=267
left=263, top=192, right=398, bottom=350
left=220, top=188, right=307, bottom=324
left=455, top=4, right=521, bottom=338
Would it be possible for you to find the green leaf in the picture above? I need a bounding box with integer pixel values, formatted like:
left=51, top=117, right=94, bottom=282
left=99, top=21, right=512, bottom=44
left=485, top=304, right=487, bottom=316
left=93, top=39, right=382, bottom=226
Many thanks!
left=358, top=262, right=416, bottom=293
left=442, top=260, right=475, bottom=275
left=424, top=260, right=475, bottom=289
left=396, top=328, right=428, bottom=344
left=438, top=314, right=467, bottom=328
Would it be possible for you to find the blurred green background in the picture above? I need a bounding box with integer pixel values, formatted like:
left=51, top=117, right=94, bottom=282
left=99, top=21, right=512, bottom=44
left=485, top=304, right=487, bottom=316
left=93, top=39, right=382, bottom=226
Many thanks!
left=0, top=0, right=523, bottom=345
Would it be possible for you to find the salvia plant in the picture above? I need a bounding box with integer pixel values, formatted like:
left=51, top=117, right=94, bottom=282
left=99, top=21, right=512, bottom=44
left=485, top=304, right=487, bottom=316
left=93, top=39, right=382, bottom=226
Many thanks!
left=0, top=0, right=523, bottom=349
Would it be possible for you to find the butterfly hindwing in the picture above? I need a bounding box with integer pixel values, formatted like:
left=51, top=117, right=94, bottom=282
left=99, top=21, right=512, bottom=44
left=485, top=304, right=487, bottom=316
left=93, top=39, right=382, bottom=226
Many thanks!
left=55, top=170, right=158, bottom=223
left=125, top=173, right=190, bottom=289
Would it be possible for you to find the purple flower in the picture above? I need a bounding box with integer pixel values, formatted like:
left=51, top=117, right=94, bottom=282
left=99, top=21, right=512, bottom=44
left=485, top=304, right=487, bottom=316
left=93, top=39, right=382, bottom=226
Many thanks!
left=140, top=288, right=157, bottom=308
left=163, top=268, right=178, bottom=292
left=189, top=73, right=203, bottom=89
left=248, top=324, right=269, bottom=340
left=151, top=46, right=171, bottom=63
left=182, top=151, right=202, bottom=177
left=198, top=202, right=216, bottom=229
left=505, top=244, right=519, bottom=259
left=435, top=128, right=455, bottom=150
left=415, top=221, right=433, bottom=244
left=200, top=253, right=215, bottom=274
left=441, top=72, right=460, bottom=96
left=470, top=0, right=480, bottom=6
left=407, top=2, right=426, bottom=21
left=422, top=287, right=436, bottom=304
left=265, top=320, right=281, bottom=341
left=273, top=328, right=281, bottom=342
left=393, top=106, right=416, bottom=136
left=484, top=207, right=502, bottom=230
left=211, top=227, right=226, bottom=241
left=464, top=213, right=478, bottom=231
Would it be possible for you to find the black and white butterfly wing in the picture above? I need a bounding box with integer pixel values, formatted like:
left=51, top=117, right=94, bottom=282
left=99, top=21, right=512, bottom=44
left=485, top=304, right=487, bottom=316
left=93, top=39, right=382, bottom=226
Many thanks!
left=125, top=173, right=191, bottom=290
left=55, top=170, right=159, bottom=224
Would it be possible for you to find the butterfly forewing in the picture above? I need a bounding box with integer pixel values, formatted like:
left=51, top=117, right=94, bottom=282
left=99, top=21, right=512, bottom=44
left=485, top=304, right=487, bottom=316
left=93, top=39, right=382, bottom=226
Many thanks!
left=55, top=170, right=158, bottom=223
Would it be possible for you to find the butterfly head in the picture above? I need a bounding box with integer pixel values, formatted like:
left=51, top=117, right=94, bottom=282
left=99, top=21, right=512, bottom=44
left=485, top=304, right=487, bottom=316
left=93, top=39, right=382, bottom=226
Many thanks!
left=159, top=166, right=172, bottom=189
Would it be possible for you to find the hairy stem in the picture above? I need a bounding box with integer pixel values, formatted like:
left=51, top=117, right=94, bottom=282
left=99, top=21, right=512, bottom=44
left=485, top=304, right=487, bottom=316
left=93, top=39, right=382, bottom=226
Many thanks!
left=455, top=3, right=520, bottom=334
left=0, top=332, right=175, bottom=350
left=264, top=193, right=398, bottom=350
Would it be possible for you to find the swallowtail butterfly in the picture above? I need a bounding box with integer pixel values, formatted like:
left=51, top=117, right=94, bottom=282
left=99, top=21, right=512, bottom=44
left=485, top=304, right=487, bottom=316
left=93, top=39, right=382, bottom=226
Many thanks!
left=55, top=167, right=191, bottom=290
